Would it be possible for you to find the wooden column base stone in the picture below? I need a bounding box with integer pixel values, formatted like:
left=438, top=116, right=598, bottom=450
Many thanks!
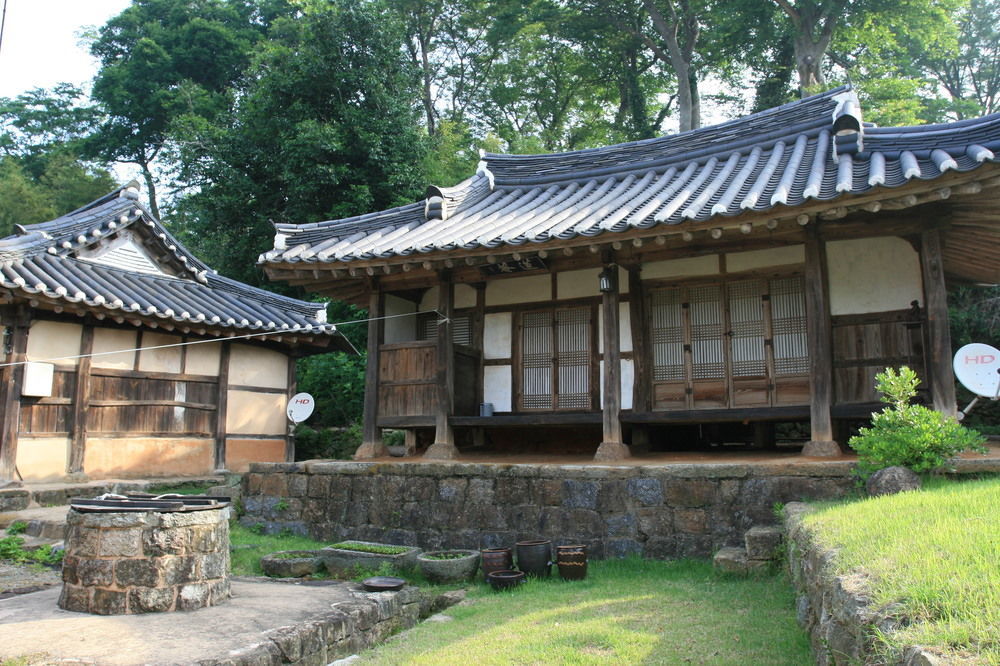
left=594, top=441, right=631, bottom=461
left=354, top=441, right=389, bottom=460
left=423, top=442, right=459, bottom=460
left=802, top=440, right=842, bottom=457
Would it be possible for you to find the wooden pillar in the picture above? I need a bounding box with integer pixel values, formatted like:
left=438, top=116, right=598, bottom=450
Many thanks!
left=285, top=354, right=297, bottom=462
left=0, top=305, right=30, bottom=484
left=67, top=325, right=95, bottom=477
left=214, top=341, right=231, bottom=471
left=921, top=229, right=957, bottom=418
left=355, top=282, right=388, bottom=459
left=802, top=226, right=839, bottom=456
left=595, top=262, right=629, bottom=461
left=425, top=271, right=458, bottom=459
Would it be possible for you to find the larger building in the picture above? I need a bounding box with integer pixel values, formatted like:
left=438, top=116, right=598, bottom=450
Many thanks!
left=261, top=87, right=1000, bottom=461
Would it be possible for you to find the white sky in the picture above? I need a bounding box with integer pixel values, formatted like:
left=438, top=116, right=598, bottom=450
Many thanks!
left=0, top=0, right=132, bottom=99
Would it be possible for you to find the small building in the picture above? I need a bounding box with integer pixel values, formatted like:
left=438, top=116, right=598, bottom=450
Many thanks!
left=261, top=87, right=1000, bottom=461
left=0, top=184, right=349, bottom=482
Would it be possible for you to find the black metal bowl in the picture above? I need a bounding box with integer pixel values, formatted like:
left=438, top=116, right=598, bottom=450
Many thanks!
left=486, top=569, right=525, bottom=591
left=361, top=576, right=406, bottom=592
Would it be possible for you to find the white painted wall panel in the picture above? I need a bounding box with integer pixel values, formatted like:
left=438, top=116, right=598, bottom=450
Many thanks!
left=419, top=284, right=478, bottom=310
left=643, top=254, right=719, bottom=280
left=485, top=274, right=550, bottom=306
left=483, top=365, right=512, bottom=412
left=558, top=268, right=601, bottom=300
left=827, top=237, right=923, bottom=315
left=384, top=294, right=417, bottom=343
left=484, top=312, right=512, bottom=359
left=726, top=245, right=805, bottom=272
left=597, top=359, right=634, bottom=409
left=229, top=344, right=287, bottom=389
left=598, top=303, right=633, bottom=352
left=26, top=321, right=82, bottom=366
left=91, top=327, right=137, bottom=370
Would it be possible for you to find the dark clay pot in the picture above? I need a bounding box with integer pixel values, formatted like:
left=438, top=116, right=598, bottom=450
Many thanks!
left=516, top=540, right=552, bottom=578
left=555, top=544, right=588, bottom=581
left=481, top=548, right=513, bottom=579
left=486, top=569, right=525, bottom=591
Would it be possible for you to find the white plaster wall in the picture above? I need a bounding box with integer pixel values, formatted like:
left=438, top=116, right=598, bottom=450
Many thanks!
left=91, top=327, right=137, bottom=370
left=26, top=321, right=82, bottom=366
left=185, top=341, right=221, bottom=376
left=827, top=237, right=923, bottom=315
left=598, top=302, right=633, bottom=352
left=229, top=344, right=288, bottom=389
left=137, top=332, right=182, bottom=374
left=484, top=312, right=512, bottom=359
left=419, top=284, right=477, bottom=310
left=485, top=274, right=551, bottom=306
left=643, top=254, right=719, bottom=280
left=384, top=294, right=417, bottom=343
left=726, top=245, right=805, bottom=273
left=558, top=268, right=601, bottom=300
left=226, top=390, right=287, bottom=435
left=598, top=359, right=634, bottom=410
left=483, top=365, right=512, bottom=412
left=16, top=437, right=68, bottom=481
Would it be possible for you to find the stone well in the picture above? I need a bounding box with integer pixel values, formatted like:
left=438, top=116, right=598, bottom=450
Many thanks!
left=59, top=504, right=231, bottom=615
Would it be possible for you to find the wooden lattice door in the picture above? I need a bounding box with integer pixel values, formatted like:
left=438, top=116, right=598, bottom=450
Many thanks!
left=519, top=306, right=592, bottom=410
left=649, top=275, right=809, bottom=410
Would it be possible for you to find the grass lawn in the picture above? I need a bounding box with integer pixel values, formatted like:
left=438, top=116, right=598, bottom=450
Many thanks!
left=804, top=476, right=1000, bottom=663
left=355, top=559, right=810, bottom=665
left=229, top=523, right=336, bottom=576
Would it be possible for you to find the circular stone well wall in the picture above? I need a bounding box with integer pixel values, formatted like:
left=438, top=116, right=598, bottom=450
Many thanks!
left=59, top=506, right=231, bottom=615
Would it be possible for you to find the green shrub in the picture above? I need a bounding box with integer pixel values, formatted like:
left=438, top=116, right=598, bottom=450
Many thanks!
left=5, top=521, right=27, bottom=535
left=294, top=422, right=362, bottom=460
left=849, top=367, right=987, bottom=478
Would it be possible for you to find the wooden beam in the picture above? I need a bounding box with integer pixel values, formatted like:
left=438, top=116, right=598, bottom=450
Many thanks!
left=68, top=325, right=94, bottom=476
left=595, top=261, right=629, bottom=461
left=214, top=341, right=231, bottom=471
left=0, top=305, right=30, bottom=483
left=921, top=228, right=957, bottom=417
left=802, top=225, right=838, bottom=456
left=285, top=354, right=297, bottom=462
left=425, top=272, right=458, bottom=459
left=627, top=266, right=651, bottom=413
left=355, top=284, right=388, bottom=459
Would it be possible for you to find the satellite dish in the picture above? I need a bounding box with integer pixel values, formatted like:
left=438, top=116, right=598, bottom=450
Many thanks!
left=286, top=392, right=316, bottom=424
left=953, top=343, right=1000, bottom=398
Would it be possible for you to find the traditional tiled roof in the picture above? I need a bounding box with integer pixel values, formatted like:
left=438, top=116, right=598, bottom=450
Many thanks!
left=262, top=87, right=1000, bottom=267
left=0, top=185, right=347, bottom=349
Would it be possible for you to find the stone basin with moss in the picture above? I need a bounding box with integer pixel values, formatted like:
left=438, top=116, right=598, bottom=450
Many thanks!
left=319, top=541, right=421, bottom=576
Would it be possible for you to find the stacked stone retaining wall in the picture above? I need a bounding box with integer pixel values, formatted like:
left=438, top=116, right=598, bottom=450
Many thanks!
left=242, top=460, right=857, bottom=558
left=784, top=502, right=947, bottom=665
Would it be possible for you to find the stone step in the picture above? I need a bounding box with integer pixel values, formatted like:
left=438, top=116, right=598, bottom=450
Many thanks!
left=0, top=506, right=71, bottom=540
left=713, top=547, right=748, bottom=573
left=744, top=525, right=784, bottom=561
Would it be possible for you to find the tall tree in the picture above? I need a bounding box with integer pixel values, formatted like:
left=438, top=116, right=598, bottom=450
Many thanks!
left=86, top=0, right=284, bottom=216
left=173, top=0, right=429, bottom=286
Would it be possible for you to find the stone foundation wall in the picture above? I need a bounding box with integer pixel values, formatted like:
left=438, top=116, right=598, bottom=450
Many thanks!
left=242, top=460, right=856, bottom=558
left=784, top=502, right=943, bottom=666
left=60, top=506, right=231, bottom=614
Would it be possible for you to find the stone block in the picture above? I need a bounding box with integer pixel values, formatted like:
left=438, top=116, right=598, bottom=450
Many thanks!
left=713, top=547, right=748, bottom=574
left=261, top=474, right=288, bottom=497
left=77, top=558, right=114, bottom=586
left=604, top=513, right=637, bottom=538
left=144, top=526, right=189, bottom=556
left=437, top=478, right=467, bottom=502
left=97, top=527, right=143, bottom=557
left=596, top=480, right=628, bottom=512
left=744, top=525, right=784, bottom=561
left=76, top=511, right=150, bottom=529
left=189, top=524, right=224, bottom=553
left=635, top=507, right=673, bottom=537
left=561, top=479, right=598, bottom=510
left=159, top=508, right=227, bottom=528
left=0, top=488, right=30, bottom=512
left=494, top=478, right=530, bottom=504
left=307, top=475, right=331, bottom=498
left=626, top=478, right=663, bottom=506
left=91, top=588, right=128, bottom=615
left=663, top=479, right=718, bottom=508
left=115, top=558, right=161, bottom=587
left=244, top=473, right=263, bottom=494
left=269, top=625, right=305, bottom=662
left=466, top=477, right=495, bottom=503
left=161, top=555, right=198, bottom=586
left=287, top=474, right=308, bottom=497
left=200, top=551, right=229, bottom=579
left=128, top=586, right=176, bottom=613
left=674, top=508, right=708, bottom=534
left=605, top=538, right=643, bottom=558
left=58, top=583, right=90, bottom=612
left=177, top=583, right=210, bottom=611
left=532, top=479, right=563, bottom=506
left=209, top=577, right=231, bottom=605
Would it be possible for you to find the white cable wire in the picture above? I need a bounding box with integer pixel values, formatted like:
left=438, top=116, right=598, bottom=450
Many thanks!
left=0, top=310, right=444, bottom=367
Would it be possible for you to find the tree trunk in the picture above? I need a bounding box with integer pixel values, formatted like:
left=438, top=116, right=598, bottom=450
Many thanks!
left=140, top=162, right=159, bottom=219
